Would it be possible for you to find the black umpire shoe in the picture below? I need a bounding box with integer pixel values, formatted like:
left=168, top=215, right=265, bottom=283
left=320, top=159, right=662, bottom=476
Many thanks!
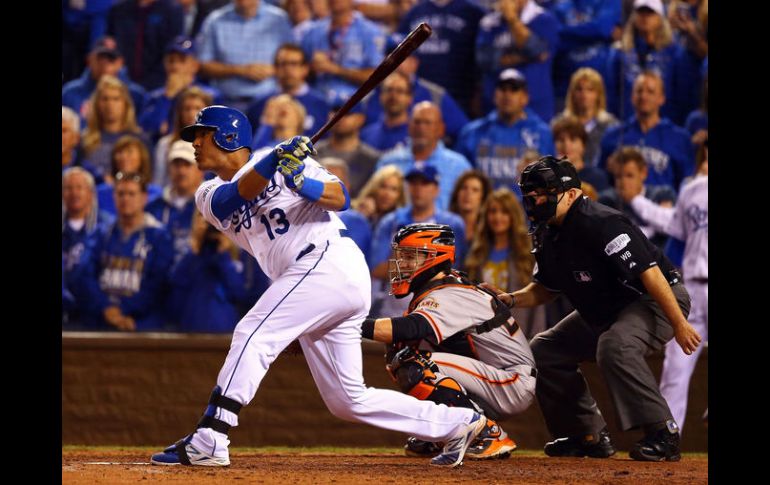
left=544, top=428, right=616, bottom=458
left=630, top=427, right=681, bottom=462
left=404, top=437, right=442, bottom=457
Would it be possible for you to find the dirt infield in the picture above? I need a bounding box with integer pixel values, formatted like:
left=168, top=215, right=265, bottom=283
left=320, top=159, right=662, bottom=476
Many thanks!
left=62, top=448, right=707, bottom=484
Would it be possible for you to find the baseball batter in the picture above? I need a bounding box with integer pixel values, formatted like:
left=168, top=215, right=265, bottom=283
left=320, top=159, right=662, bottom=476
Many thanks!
left=150, top=106, right=488, bottom=468
left=363, top=223, right=537, bottom=460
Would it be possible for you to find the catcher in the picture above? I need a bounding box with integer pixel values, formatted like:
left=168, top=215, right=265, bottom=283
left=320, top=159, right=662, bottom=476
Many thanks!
left=362, top=223, right=537, bottom=459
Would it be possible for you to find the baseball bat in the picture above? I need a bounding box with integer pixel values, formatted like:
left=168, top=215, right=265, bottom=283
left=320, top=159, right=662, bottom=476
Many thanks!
left=309, top=22, right=432, bottom=144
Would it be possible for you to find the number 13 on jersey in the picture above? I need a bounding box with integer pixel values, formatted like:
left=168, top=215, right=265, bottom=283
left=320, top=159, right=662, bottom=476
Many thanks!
left=260, top=208, right=290, bottom=240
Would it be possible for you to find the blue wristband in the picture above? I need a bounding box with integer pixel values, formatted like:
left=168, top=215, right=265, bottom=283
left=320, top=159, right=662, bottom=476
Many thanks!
left=297, top=177, right=324, bottom=202
left=253, top=150, right=279, bottom=179
left=339, top=181, right=350, bottom=211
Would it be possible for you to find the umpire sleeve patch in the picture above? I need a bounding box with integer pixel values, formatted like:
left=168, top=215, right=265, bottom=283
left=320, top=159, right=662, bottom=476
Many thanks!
left=604, top=233, right=631, bottom=255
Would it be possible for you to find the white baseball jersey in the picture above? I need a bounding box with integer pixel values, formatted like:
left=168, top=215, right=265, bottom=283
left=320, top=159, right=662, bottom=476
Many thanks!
left=195, top=148, right=347, bottom=281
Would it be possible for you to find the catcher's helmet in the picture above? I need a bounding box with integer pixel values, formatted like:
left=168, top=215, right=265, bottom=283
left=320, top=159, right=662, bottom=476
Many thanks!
left=180, top=105, right=252, bottom=152
left=389, top=223, right=455, bottom=298
left=518, top=156, right=581, bottom=224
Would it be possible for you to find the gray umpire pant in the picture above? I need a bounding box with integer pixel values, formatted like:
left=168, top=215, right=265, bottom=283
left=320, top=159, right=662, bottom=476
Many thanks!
left=530, top=283, right=691, bottom=437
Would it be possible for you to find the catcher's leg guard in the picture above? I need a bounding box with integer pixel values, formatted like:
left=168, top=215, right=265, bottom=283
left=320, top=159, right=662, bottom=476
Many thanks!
left=386, top=346, right=482, bottom=412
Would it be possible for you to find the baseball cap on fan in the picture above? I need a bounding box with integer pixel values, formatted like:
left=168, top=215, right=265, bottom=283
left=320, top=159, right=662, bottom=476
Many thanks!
left=634, top=0, right=664, bottom=15
left=496, top=68, right=528, bottom=91
left=405, top=165, right=440, bottom=185
left=168, top=140, right=197, bottom=164
left=91, top=36, right=121, bottom=60
left=165, top=36, right=196, bottom=57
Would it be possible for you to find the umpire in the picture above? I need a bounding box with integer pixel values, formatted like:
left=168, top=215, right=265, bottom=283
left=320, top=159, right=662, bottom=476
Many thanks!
left=495, top=156, right=701, bottom=462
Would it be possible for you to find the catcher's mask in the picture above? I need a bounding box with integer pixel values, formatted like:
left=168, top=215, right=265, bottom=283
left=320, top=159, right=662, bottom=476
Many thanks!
left=518, top=155, right=581, bottom=226
left=388, top=223, right=455, bottom=298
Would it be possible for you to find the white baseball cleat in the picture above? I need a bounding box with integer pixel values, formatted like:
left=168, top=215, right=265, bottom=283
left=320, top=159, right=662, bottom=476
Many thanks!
left=151, top=433, right=230, bottom=466
left=429, top=413, right=488, bottom=468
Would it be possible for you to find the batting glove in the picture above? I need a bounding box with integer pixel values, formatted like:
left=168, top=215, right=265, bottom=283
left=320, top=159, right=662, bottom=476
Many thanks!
left=277, top=154, right=306, bottom=190
left=275, top=135, right=316, bottom=161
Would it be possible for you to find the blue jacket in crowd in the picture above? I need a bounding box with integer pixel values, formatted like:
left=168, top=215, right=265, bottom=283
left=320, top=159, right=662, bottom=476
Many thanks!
left=455, top=110, right=555, bottom=190
left=599, top=116, right=695, bottom=191
left=76, top=214, right=174, bottom=331
left=167, top=245, right=249, bottom=333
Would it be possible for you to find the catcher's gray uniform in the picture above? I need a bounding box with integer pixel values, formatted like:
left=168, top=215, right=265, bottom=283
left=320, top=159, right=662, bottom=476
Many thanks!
left=410, top=277, right=537, bottom=417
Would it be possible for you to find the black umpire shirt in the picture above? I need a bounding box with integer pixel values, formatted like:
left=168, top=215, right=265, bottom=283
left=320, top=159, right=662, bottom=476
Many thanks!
left=533, top=196, right=681, bottom=329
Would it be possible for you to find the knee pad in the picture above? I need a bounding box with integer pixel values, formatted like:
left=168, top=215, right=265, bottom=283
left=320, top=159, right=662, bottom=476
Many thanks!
left=197, top=385, right=243, bottom=436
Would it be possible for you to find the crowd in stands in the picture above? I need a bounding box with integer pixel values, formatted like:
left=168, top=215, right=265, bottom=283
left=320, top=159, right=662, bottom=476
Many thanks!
left=63, top=0, right=707, bottom=335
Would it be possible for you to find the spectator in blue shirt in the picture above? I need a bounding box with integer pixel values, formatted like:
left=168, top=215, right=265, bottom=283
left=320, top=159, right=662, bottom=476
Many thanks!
left=62, top=36, right=148, bottom=123
left=196, top=0, right=293, bottom=110
left=476, top=0, right=559, bottom=121
left=599, top=70, right=694, bottom=191
left=107, top=0, right=185, bottom=90
left=455, top=68, right=554, bottom=191
left=244, top=43, right=331, bottom=139
left=605, top=0, right=692, bottom=124
left=377, top=101, right=473, bottom=211
left=139, top=36, right=223, bottom=141
left=62, top=167, right=115, bottom=328
left=76, top=173, right=175, bottom=331
left=301, top=0, right=385, bottom=104
left=361, top=72, right=412, bottom=152
left=167, top=210, right=250, bottom=332
left=398, top=0, right=485, bottom=115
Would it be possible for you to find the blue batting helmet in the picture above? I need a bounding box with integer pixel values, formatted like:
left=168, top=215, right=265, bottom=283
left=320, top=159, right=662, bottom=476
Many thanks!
left=180, top=105, right=252, bottom=152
